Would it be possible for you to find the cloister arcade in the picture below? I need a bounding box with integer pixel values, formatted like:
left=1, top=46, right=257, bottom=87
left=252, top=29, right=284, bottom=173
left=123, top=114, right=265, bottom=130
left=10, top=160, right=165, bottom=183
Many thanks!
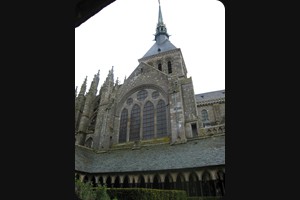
left=75, top=167, right=225, bottom=197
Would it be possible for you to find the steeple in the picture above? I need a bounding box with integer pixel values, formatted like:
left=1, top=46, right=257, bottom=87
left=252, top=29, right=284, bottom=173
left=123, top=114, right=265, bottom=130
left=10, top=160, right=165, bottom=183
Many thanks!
left=155, top=0, right=169, bottom=41
left=141, top=0, right=176, bottom=58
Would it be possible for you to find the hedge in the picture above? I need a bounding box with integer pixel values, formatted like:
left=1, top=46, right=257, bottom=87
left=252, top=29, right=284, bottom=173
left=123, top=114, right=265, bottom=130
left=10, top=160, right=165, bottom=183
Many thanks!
left=107, top=188, right=187, bottom=200
left=187, top=197, right=224, bottom=200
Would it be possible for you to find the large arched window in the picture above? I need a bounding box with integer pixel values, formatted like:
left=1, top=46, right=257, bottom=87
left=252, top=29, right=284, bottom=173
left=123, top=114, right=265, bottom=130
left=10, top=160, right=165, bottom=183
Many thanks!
left=157, top=100, right=167, bottom=137
left=130, top=104, right=141, bottom=141
left=119, top=108, right=128, bottom=143
left=143, top=101, right=154, bottom=139
left=201, top=109, right=209, bottom=121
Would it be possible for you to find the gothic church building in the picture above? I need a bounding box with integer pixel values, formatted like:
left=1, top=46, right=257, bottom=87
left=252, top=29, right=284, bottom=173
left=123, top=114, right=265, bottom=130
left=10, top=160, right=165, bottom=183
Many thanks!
left=75, top=2, right=225, bottom=197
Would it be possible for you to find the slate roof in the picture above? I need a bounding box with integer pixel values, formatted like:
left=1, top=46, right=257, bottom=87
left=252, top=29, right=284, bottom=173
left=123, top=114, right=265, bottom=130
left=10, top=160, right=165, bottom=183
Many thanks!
left=195, top=90, right=225, bottom=103
left=75, top=135, right=225, bottom=173
left=142, top=35, right=177, bottom=58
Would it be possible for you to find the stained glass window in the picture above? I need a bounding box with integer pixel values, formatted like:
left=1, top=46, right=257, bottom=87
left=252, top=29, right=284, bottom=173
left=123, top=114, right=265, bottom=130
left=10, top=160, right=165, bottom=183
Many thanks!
left=143, top=101, right=154, bottom=139
left=130, top=104, right=141, bottom=141
left=119, top=108, right=128, bottom=143
left=157, top=100, right=167, bottom=137
left=152, top=91, right=159, bottom=99
left=137, top=90, right=148, bottom=101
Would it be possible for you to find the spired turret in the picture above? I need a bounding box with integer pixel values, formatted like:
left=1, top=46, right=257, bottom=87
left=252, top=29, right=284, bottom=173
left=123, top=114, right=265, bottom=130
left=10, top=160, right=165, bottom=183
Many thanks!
left=76, top=71, right=100, bottom=145
left=75, top=76, right=87, bottom=130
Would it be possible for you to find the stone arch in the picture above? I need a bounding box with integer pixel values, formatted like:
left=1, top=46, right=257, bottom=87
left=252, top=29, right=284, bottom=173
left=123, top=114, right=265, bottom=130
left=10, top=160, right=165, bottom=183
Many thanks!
left=153, top=174, right=161, bottom=189
left=137, top=174, right=146, bottom=188
left=189, top=172, right=200, bottom=197
left=123, top=176, right=130, bottom=188
left=132, top=177, right=136, bottom=188
left=176, top=173, right=185, bottom=191
left=98, top=176, right=104, bottom=186
left=91, top=176, right=97, bottom=187
left=114, top=176, right=121, bottom=188
left=202, top=171, right=213, bottom=196
left=215, top=170, right=225, bottom=196
left=116, top=84, right=168, bottom=117
left=83, top=175, right=89, bottom=183
left=164, top=173, right=173, bottom=190
left=106, top=176, right=112, bottom=188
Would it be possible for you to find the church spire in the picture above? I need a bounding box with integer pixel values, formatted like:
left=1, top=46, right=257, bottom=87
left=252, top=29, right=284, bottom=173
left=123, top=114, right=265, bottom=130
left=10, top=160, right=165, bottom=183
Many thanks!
left=155, top=0, right=169, bottom=41
left=79, top=76, right=87, bottom=95
left=141, top=0, right=176, bottom=58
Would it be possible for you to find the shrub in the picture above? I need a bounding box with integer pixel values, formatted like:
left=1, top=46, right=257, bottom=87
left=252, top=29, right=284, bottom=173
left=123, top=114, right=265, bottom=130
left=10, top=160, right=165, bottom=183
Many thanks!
left=75, top=178, right=97, bottom=200
left=95, top=184, right=111, bottom=200
left=107, top=188, right=187, bottom=200
left=187, top=197, right=223, bottom=200
left=75, top=177, right=111, bottom=200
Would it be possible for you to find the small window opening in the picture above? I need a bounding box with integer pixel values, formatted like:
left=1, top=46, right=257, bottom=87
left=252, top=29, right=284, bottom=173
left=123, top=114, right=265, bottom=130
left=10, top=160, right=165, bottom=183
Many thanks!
left=158, top=63, right=162, bottom=71
left=168, top=61, right=172, bottom=74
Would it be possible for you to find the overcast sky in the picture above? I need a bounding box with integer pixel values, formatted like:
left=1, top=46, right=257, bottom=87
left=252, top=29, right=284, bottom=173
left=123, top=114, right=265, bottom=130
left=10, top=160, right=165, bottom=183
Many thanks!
left=75, top=0, right=225, bottom=95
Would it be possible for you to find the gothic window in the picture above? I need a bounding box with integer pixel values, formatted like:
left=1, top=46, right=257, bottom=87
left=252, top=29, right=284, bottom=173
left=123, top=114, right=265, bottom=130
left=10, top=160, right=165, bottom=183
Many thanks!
left=157, top=100, right=167, bottom=137
left=143, top=101, right=154, bottom=139
left=119, top=108, right=128, bottom=143
left=152, top=91, right=159, bottom=99
left=137, top=90, right=148, bottom=101
left=201, top=109, right=209, bottom=121
left=130, top=104, right=141, bottom=141
left=168, top=61, right=172, bottom=74
left=158, top=63, right=162, bottom=71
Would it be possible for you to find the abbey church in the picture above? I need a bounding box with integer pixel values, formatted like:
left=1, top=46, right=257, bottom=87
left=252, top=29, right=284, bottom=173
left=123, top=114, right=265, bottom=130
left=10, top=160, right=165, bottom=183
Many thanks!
left=75, top=2, right=225, bottom=198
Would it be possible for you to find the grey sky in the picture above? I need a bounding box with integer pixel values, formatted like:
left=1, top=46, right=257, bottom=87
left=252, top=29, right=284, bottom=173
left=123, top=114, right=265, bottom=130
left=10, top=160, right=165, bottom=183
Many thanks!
left=75, top=0, right=225, bottom=94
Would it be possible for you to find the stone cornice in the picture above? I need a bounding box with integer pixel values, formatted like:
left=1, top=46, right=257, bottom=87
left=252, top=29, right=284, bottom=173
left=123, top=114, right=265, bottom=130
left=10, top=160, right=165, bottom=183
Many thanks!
left=196, top=97, right=225, bottom=106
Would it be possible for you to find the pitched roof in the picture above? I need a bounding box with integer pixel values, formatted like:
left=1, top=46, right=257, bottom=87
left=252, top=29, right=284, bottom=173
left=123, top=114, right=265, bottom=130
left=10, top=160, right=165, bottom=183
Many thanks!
left=142, top=36, right=177, bottom=58
left=75, top=135, right=225, bottom=173
left=195, top=90, right=225, bottom=103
